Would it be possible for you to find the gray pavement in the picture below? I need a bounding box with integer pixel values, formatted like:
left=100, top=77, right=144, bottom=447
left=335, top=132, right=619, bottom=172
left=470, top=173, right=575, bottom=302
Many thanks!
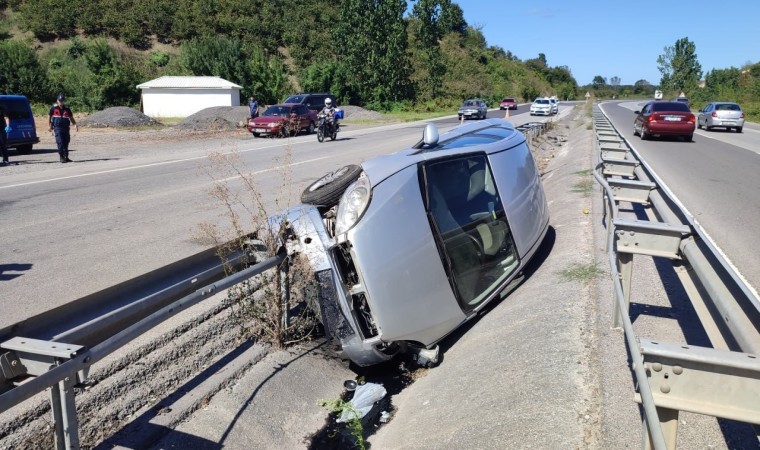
left=139, top=107, right=609, bottom=449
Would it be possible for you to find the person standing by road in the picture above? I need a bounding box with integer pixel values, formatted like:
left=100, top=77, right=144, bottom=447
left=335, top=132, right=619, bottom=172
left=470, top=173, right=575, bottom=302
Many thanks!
left=248, top=95, right=259, bottom=118
left=48, top=94, right=78, bottom=163
left=0, top=105, right=11, bottom=165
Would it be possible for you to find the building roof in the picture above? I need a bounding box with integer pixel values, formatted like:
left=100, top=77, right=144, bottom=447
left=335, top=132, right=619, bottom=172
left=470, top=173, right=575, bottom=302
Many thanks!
left=137, top=76, right=242, bottom=90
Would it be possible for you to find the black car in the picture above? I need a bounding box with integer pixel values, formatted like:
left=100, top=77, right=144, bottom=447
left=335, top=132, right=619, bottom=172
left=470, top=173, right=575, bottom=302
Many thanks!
left=282, top=93, right=335, bottom=112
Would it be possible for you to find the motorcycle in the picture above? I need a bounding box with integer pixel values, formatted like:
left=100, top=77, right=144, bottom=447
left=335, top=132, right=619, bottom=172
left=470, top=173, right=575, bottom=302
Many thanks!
left=316, top=113, right=339, bottom=142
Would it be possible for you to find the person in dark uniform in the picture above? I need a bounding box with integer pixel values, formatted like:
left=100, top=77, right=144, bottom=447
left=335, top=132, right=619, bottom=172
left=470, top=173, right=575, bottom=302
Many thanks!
left=0, top=105, right=11, bottom=165
left=48, top=94, right=78, bottom=163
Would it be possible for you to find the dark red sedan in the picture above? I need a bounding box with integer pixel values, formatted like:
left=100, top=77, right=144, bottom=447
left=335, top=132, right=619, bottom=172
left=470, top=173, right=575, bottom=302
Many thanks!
left=499, top=97, right=517, bottom=110
left=633, top=101, right=695, bottom=142
left=247, top=103, right=317, bottom=137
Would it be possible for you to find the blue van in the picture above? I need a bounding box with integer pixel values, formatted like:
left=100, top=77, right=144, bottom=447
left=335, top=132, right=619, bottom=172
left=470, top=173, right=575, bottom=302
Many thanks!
left=0, top=95, right=39, bottom=154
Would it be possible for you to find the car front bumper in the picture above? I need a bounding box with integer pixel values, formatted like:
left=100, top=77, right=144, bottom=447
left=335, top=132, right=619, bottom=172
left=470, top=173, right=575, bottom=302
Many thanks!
left=283, top=205, right=395, bottom=367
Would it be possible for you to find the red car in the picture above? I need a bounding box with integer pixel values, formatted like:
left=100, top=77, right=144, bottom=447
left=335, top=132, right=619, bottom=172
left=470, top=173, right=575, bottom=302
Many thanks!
left=499, top=97, right=517, bottom=110
left=247, top=103, right=317, bottom=137
left=633, top=101, right=695, bottom=142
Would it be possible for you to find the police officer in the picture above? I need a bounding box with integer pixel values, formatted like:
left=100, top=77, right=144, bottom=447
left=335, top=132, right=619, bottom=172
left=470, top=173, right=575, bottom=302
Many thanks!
left=0, top=105, right=10, bottom=165
left=48, top=94, right=78, bottom=163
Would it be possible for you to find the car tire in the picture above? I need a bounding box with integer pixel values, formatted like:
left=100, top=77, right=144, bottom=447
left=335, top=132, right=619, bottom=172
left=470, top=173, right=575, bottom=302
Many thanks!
left=16, top=144, right=32, bottom=154
left=301, top=164, right=362, bottom=206
left=697, top=121, right=702, bottom=130
left=640, top=128, right=649, bottom=140
left=685, top=134, right=693, bottom=142
left=252, top=132, right=260, bottom=138
left=633, top=125, right=639, bottom=137
left=736, top=127, right=743, bottom=133
left=704, top=124, right=711, bottom=131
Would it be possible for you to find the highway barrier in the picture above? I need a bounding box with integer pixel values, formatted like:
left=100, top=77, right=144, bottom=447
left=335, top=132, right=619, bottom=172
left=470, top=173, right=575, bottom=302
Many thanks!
left=592, top=105, right=760, bottom=450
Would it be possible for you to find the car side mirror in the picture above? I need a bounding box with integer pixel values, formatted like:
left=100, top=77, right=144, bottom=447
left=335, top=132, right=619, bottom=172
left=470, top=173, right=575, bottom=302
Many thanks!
left=423, top=123, right=439, bottom=146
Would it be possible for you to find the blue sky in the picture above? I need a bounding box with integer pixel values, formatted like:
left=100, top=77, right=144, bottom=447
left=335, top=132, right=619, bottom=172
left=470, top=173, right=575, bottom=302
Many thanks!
left=452, top=0, right=760, bottom=86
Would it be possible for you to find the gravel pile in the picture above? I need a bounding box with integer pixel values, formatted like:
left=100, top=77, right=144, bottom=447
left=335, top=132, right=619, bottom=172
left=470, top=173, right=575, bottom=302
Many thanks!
left=177, top=106, right=250, bottom=131
left=79, top=107, right=161, bottom=128
left=338, top=105, right=384, bottom=121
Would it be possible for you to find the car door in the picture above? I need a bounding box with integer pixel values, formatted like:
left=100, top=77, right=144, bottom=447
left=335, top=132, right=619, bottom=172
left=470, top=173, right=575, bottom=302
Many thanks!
left=635, top=102, right=652, bottom=132
left=699, top=103, right=713, bottom=126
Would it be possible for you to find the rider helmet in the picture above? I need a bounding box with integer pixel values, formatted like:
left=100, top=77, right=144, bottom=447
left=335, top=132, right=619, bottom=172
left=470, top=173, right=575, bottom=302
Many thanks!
left=325, top=98, right=332, bottom=107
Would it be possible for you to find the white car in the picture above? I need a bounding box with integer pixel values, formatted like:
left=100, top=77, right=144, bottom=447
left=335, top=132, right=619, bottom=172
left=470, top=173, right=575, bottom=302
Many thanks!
left=548, top=98, right=558, bottom=114
left=530, top=98, right=552, bottom=116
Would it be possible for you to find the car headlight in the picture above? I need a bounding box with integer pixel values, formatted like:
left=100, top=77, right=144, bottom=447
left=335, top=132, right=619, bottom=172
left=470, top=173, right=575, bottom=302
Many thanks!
left=335, top=173, right=371, bottom=235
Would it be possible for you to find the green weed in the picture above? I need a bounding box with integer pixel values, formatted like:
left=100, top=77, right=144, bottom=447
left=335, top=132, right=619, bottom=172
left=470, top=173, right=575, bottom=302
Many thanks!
left=560, top=262, right=605, bottom=282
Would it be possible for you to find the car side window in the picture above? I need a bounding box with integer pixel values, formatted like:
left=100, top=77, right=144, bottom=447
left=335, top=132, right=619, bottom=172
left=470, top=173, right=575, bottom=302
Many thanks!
left=423, top=154, right=519, bottom=310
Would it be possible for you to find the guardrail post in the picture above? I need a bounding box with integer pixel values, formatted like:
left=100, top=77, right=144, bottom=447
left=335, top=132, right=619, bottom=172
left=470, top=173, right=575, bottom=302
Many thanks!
left=643, top=407, right=678, bottom=450
left=614, top=252, right=633, bottom=329
left=50, top=370, right=80, bottom=450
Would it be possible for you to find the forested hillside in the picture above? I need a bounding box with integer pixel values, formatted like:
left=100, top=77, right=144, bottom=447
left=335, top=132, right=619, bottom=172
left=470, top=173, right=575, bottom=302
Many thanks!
left=0, top=0, right=578, bottom=112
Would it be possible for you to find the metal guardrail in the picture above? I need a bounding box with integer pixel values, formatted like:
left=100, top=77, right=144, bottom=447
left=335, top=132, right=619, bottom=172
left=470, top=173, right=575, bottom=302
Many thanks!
left=592, top=106, right=760, bottom=449
left=0, top=238, right=286, bottom=449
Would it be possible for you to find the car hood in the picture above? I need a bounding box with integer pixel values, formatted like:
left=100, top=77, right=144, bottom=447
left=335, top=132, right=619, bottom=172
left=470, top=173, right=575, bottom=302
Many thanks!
left=249, top=116, right=285, bottom=125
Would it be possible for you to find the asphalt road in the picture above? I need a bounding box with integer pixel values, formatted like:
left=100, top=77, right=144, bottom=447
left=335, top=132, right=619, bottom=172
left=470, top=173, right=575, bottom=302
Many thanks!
left=600, top=101, right=760, bottom=296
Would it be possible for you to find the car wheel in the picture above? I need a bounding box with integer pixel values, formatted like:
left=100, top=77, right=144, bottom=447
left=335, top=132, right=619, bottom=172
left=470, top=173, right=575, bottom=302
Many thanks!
left=697, top=121, right=702, bottom=130
left=704, top=122, right=711, bottom=131
left=736, top=127, right=743, bottom=133
left=307, top=122, right=315, bottom=134
left=684, top=134, right=693, bottom=142
left=633, top=125, right=639, bottom=137
left=640, top=128, right=649, bottom=140
left=301, top=164, right=363, bottom=206
left=16, top=144, right=32, bottom=154
left=252, top=132, right=260, bottom=138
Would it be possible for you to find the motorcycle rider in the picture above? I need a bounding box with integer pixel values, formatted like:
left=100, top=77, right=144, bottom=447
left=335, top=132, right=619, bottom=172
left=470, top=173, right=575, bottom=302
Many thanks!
left=319, top=98, right=339, bottom=132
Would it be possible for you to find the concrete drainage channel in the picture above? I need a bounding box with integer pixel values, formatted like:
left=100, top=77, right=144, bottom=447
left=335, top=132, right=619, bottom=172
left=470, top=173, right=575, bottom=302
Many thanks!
left=0, top=116, right=567, bottom=449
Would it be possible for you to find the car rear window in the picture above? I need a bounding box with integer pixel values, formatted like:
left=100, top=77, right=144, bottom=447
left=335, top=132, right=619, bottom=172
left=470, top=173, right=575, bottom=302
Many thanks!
left=652, top=102, right=690, bottom=112
left=0, top=100, right=32, bottom=120
left=716, top=103, right=741, bottom=111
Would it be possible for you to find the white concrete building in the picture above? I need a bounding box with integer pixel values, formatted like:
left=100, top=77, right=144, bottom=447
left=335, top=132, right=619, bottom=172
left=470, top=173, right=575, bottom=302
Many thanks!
left=136, top=76, right=242, bottom=118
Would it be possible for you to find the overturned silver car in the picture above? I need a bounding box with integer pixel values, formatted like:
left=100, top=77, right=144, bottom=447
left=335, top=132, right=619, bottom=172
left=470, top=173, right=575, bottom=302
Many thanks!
left=284, top=118, right=550, bottom=367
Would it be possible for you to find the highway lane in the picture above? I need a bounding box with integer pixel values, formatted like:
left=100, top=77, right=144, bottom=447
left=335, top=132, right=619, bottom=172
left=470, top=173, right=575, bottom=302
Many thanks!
left=600, top=101, right=760, bottom=296
left=0, top=106, right=561, bottom=328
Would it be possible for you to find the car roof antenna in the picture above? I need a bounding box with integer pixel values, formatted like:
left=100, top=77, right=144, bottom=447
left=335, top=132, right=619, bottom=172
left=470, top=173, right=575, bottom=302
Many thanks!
left=413, top=123, right=439, bottom=149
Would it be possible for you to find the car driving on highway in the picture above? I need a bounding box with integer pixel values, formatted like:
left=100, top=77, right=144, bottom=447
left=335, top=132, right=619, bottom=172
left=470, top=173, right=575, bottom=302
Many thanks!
left=697, top=102, right=745, bottom=133
left=281, top=119, right=550, bottom=367
left=458, top=99, right=488, bottom=120
left=633, top=101, right=696, bottom=142
left=530, top=97, right=552, bottom=116
left=499, top=97, right=517, bottom=110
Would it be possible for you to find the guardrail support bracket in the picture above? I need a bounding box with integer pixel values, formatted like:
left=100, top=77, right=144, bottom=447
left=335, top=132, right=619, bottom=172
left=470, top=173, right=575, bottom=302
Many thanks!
left=613, top=219, right=690, bottom=259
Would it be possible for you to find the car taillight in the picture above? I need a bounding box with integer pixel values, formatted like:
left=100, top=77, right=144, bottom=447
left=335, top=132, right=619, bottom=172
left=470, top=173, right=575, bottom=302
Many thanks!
left=688, top=114, right=695, bottom=124
left=740, top=112, right=745, bottom=119
left=711, top=111, right=718, bottom=117
left=648, top=113, right=659, bottom=122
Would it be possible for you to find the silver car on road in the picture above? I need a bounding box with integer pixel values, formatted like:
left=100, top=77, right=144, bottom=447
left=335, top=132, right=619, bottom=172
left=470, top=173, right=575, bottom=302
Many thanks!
left=285, top=119, right=550, bottom=367
left=458, top=99, right=488, bottom=120
left=697, top=102, right=745, bottom=133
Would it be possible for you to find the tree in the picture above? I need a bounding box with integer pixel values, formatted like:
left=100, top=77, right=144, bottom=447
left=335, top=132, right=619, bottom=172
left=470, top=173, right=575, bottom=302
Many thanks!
left=633, top=79, right=652, bottom=95
left=592, top=75, right=606, bottom=89
left=657, top=37, right=702, bottom=94
left=409, top=0, right=466, bottom=100
left=0, top=40, right=51, bottom=102
left=180, top=36, right=252, bottom=98
left=333, top=0, right=413, bottom=108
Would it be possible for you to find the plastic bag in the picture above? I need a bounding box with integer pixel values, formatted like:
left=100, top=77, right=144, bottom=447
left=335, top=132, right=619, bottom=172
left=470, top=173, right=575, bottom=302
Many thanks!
left=337, top=382, right=386, bottom=423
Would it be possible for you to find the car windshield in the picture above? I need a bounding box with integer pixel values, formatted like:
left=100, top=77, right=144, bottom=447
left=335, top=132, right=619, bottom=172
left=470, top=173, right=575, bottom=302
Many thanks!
left=652, top=102, right=690, bottom=112
left=462, top=101, right=477, bottom=107
left=502, top=98, right=514, bottom=102
left=263, top=105, right=292, bottom=116
left=535, top=99, right=550, bottom=105
left=283, top=95, right=305, bottom=103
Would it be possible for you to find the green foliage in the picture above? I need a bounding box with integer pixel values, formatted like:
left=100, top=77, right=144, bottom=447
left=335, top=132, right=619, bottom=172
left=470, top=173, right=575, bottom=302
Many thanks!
left=150, top=51, right=170, bottom=68
left=0, top=40, right=51, bottom=102
left=657, top=37, right=702, bottom=95
left=16, top=0, right=77, bottom=40
left=333, top=0, right=413, bottom=108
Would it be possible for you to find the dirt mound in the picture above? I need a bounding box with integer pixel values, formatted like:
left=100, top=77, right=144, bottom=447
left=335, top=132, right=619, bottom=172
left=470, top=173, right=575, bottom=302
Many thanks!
left=339, top=105, right=384, bottom=121
left=79, top=107, right=161, bottom=128
left=177, top=106, right=250, bottom=131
